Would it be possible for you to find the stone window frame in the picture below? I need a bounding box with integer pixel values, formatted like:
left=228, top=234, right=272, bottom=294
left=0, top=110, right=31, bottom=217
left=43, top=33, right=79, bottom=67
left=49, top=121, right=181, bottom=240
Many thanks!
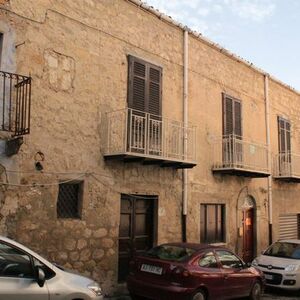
left=56, top=180, right=84, bottom=219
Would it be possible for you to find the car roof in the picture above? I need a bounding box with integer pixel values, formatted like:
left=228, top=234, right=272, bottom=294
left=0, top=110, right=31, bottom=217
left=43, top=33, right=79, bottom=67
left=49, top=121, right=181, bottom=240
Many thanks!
left=161, top=242, right=223, bottom=251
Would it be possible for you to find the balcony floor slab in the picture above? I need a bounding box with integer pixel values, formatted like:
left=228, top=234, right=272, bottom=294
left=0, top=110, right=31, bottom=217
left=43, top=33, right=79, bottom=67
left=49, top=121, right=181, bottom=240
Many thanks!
left=212, top=167, right=270, bottom=178
left=273, top=175, right=300, bottom=182
left=104, top=153, right=196, bottom=169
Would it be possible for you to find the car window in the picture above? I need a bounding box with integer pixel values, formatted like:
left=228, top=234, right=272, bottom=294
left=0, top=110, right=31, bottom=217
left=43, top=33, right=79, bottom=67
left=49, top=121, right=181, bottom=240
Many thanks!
left=33, top=257, right=55, bottom=280
left=199, top=252, right=218, bottom=268
left=145, top=245, right=196, bottom=262
left=264, top=242, right=300, bottom=259
left=0, top=241, right=34, bottom=278
left=216, top=250, right=243, bottom=269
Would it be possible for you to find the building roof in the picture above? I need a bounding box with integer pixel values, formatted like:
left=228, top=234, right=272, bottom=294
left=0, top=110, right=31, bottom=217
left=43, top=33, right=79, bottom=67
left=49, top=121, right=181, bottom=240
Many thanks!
left=128, top=0, right=300, bottom=96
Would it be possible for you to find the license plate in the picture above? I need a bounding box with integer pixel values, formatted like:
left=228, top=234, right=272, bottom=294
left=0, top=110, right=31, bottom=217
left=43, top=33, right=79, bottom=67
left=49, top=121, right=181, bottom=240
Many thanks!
left=141, top=264, right=163, bottom=275
left=265, top=274, right=273, bottom=280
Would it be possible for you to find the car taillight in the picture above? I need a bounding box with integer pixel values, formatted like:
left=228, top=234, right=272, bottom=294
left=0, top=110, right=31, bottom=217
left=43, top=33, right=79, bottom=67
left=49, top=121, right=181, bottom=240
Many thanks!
left=171, top=266, right=191, bottom=280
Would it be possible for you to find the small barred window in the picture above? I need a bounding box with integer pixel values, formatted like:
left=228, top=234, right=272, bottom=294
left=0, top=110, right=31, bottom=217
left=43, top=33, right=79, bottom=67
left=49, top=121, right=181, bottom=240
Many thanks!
left=57, top=182, right=83, bottom=219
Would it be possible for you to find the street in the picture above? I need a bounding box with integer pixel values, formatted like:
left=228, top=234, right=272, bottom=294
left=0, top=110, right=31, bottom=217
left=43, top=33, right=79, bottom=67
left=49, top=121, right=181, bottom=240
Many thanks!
left=107, top=288, right=300, bottom=300
left=262, top=287, right=299, bottom=299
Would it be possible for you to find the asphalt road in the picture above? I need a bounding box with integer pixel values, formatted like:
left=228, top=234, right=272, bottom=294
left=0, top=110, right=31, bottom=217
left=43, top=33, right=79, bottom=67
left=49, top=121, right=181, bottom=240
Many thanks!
left=107, top=288, right=300, bottom=299
left=262, top=287, right=299, bottom=299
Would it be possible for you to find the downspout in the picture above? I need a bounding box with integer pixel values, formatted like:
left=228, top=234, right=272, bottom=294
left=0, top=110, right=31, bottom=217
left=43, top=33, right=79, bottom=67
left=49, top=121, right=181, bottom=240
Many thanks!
left=264, top=74, right=273, bottom=245
left=182, top=29, right=188, bottom=242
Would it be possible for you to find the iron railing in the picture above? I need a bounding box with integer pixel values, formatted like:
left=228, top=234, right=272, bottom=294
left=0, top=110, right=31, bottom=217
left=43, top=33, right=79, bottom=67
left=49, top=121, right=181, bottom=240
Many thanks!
left=212, top=135, right=269, bottom=172
left=105, top=108, right=197, bottom=162
left=274, top=152, right=300, bottom=178
left=0, top=71, right=31, bottom=136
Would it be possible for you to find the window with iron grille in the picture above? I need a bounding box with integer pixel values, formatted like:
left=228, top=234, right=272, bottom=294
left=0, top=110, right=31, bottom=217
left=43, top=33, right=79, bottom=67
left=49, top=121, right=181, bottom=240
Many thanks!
left=57, top=181, right=83, bottom=219
left=200, top=204, right=226, bottom=243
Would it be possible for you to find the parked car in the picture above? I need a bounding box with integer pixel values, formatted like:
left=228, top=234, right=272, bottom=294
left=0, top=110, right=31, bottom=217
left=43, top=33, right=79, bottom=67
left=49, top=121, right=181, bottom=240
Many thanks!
left=252, top=239, right=300, bottom=290
left=0, top=235, right=103, bottom=300
left=127, top=243, right=264, bottom=300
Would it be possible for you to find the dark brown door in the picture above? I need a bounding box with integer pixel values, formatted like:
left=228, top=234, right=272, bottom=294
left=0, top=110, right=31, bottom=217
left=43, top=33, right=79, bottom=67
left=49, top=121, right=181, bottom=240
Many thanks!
left=118, top=194, right=156, bottom=282
left=242, top=209, right=254, bottom=263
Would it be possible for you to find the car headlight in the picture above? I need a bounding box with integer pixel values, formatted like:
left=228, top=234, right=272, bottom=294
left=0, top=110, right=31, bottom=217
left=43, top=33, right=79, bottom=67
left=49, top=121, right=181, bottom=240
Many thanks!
left=285, top=264, right=299, bottom=272
left=251, top=259, right=258, bottom=267
left=88, top=282, right=102, bottom=296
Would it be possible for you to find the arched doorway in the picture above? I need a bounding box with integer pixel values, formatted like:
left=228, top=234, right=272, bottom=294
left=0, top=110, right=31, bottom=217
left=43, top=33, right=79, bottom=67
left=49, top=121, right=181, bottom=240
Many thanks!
left=241, top=196, right=256, bottom=262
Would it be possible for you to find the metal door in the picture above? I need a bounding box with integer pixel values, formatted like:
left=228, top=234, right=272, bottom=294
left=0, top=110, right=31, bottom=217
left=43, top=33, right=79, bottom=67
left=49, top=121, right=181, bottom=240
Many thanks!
left=118, top=194, right=156, bottom=282
left=242, top=209, right=254, bottom=263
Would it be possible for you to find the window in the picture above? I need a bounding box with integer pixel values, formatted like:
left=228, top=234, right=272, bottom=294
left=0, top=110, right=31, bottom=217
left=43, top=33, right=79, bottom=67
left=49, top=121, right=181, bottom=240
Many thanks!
left=222, top=94, right=242, bottom=138
left=127, top=56, right=163, bottom=154
left=57, top=181, right=83, bottom=219
left=199, top=251, right=218, bottom=268
left=0, top=241, right=34, bottom=278
left=200, top=204, right=225, bottom=243
left=278, top=117, right=291, bottom=154
left=215, top=250, right=243, bottom=269
left=128, top=55, right=162, bottom=116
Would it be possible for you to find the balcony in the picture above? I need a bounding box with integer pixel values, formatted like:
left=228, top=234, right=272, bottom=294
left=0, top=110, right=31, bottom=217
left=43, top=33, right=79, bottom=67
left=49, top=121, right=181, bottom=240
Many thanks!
left=212, top=135, right=270, bottom=177
left=104, top=108, right=197, bottom=168
left=0, top=71, right=31, bottom=137
left=274, top=153, right=300, bottom=182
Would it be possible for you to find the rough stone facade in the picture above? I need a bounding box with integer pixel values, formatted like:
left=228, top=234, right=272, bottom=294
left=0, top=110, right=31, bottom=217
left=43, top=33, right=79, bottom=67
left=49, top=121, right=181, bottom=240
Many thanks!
left=0, top=0, right=299, bottom=296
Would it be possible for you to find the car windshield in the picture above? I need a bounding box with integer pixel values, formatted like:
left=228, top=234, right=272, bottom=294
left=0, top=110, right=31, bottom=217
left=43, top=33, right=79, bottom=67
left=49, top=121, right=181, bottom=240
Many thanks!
left=144, top=245, right=196, bottom=262
left=264, top=242, right=300, bottom=259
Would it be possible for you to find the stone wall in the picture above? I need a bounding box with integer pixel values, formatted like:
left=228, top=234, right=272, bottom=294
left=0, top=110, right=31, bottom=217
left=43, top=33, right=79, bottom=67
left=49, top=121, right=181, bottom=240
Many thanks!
left=0, top=0, right=299, bottom=296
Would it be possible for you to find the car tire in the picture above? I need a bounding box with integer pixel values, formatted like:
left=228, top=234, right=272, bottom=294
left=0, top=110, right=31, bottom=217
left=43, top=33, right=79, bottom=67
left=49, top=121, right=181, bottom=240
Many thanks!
left=249, top=281, right=262, bottom=300
left=191, top=290, right=206, bottom=300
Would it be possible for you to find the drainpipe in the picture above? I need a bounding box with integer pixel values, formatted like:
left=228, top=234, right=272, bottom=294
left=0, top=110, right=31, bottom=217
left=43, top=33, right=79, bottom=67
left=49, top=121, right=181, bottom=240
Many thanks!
left=264, top=74, right=273, bottom=245
left=182, top=29, right=189, bottom=242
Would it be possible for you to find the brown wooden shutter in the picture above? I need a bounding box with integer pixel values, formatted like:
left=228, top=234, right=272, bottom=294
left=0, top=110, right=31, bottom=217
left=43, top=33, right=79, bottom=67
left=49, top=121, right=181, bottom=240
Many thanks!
left=278, top=117, right=291, bottom=153
left=128, top=56, right=162, bottom=116
left=128, top=56, right=146, bottom=112
left=222, top=94, right=242, bottom=137
left=234, top=101, right=242, bottom=137
left=148, top=66, right=162, bottom=116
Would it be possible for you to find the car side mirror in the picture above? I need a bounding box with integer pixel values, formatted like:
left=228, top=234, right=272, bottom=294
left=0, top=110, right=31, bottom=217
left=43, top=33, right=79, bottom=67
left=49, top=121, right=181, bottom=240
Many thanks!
left=243, top=262, right=251, bottom=268
left=36, top=266, right=46, bottom=287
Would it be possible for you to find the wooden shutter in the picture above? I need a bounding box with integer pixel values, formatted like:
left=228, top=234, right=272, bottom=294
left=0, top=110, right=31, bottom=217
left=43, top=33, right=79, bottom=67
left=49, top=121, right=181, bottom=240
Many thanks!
left=222, top=94, right=242, bottom=137
left=128, top=56, right=146, bottom=112
left=278, top=117, right=291, bottom=153
left=128, top=56, right=162, bottom=116
left=279, top=214, right=298, bottom=239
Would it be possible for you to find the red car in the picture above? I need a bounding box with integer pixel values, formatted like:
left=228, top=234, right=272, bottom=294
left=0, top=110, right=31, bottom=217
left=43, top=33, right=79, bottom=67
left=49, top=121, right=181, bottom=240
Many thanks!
left=127, top=243, right=264, bottom=300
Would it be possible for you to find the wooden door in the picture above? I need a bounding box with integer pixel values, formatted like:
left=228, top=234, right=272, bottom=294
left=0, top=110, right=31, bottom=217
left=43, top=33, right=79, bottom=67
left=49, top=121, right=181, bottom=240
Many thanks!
left=118, top=194, right=156, bottom=282
left=242, top=209, right=254, bottom=263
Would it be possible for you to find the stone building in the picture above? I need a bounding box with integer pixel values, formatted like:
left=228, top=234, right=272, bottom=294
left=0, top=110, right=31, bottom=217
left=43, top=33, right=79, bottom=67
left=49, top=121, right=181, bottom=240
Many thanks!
left=0, top=0, right=300, bottom=296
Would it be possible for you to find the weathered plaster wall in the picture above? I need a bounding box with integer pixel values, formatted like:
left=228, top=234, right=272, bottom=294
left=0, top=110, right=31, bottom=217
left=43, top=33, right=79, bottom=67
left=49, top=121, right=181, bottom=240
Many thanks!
left=0, top=0, right=299, bottom=296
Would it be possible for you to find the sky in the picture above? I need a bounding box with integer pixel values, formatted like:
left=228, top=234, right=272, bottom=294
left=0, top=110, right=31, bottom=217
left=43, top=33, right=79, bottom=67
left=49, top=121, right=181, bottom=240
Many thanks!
left=144, top=0, right=300, bottom=90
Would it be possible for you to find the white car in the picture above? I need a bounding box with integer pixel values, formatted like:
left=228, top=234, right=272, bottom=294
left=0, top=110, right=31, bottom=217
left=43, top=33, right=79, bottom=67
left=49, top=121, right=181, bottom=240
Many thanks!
left=252, top=239, right=300, bottom=290
left=0, top=235, right=103, bottom=299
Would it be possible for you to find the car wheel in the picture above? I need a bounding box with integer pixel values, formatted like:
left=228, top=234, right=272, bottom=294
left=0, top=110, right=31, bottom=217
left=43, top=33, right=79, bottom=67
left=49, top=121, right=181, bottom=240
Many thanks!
left=249, top=281, right=262, bottom=300
left=191, top=290, right=206, bottom=300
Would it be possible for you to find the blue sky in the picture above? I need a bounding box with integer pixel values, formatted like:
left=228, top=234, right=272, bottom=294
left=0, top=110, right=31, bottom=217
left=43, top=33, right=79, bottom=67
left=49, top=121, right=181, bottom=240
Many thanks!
left=145, top=0, right=300, bottom=90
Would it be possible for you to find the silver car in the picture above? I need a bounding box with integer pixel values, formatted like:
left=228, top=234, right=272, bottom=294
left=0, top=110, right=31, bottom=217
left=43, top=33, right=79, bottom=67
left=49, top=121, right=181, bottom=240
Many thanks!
left=0, top=235, right=103, bottom=300
left=252, top=239, right=300, bottom=290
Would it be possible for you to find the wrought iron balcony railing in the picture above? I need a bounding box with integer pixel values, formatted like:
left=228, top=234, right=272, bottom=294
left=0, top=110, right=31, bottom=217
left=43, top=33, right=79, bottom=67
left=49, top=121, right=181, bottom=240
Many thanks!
left=104, top=108, right=197, bottom=168
left=212, top=135, right=269, bottom=177
left=0, top=71, right=31, bottom=136
left=274, top=153, right=300, bottom=180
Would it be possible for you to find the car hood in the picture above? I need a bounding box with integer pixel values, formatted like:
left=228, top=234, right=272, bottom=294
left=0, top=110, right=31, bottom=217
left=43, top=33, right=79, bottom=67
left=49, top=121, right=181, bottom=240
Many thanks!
left=256, top=255, right=300, bottom=268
